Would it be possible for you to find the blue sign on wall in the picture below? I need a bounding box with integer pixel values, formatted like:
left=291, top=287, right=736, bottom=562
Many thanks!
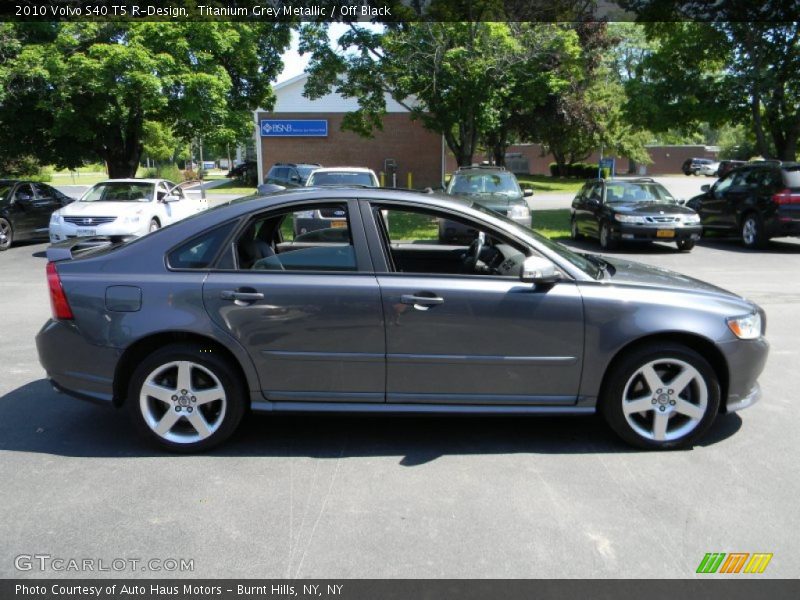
left=260, top=119, right=328, bottom=137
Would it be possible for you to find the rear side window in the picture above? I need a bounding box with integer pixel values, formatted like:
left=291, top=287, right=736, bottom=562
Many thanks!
left=783, top=168, right=800, bottom=188
left=168, top=222, right=236, bottom=269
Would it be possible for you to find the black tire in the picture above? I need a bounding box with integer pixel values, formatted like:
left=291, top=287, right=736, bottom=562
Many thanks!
left=599, top=221, right=617, bottom=251
left=0, top=218, right=12, bottom=251
left=676, top=239, right=695, bottom=252
left=127, top=343, right=246, bottom=452
left=149, top=218, right=161, bottom=233
left=741, top=213, right=767, bottom=249
left=570, top=217, right=583, bottom=240
left=600, top=343, right=720, bottom=450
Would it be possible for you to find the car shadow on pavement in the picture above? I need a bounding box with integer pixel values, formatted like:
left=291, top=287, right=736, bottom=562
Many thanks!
left=697, top=237, right=800, bottom=254
left=1, top=379, right=744, bottom=463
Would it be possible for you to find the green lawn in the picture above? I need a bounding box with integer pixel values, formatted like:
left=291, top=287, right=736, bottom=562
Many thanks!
left=205, top=179, right=257, bottom=195
left=516, top=175, right=585, bottom=194
left=532, top=209, right=571, bottom=239
left=50, top=170, right=108, bottom=185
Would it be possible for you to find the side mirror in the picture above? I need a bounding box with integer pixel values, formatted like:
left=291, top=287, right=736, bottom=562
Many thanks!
left=700, top=184, right=710, bottom=193
left=520, top=256, right=560, bottom=284
left=523, top=188, right=533, bottom=197
left=587, top=197, right=601, bottom=208
left=162, top=194, right=179, bottom=203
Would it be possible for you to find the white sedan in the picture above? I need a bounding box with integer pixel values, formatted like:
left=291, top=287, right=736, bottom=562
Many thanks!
left=697, top=162, right=721, bottom=177
left=49, top=179, right=208, bottom=242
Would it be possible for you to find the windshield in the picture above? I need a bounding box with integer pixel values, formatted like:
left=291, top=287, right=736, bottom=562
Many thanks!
left=470, top=203, right=601, bottom=278
left=448, top=171, right=522, bottom=199
left=296, top=166, right=317, bottom=180
left=308, top=172, right=376, bottom=187
left=605, top=182, right=677, bottom=204
left=81, top=182, right=155, bottom=203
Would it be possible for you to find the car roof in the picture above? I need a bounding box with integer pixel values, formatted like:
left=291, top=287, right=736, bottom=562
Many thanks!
left=95, top=178, right=163, bottom=184
left=310, top=167, right=376, bottom=174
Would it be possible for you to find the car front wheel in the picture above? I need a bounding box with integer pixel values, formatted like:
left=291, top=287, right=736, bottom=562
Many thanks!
left=0, top=218, right=12, bottom=250
left=149, top=219, right=161, bottom=233
left=599, top=221, right=617, bottom=250
left=601, top=343, right=720, bottom=449
left=676, top=239, right=695, bottom=252
left=570, top=217, right=582, bottom=240
left=127, top=343, right=245, bottom=452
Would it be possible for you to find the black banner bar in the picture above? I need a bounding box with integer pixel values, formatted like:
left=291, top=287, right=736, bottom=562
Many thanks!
left=3, top=580, right=800, bottom=600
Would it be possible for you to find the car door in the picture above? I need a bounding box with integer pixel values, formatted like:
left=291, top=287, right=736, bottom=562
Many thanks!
left=202, top=199, right=386, bottom=403
left=31, top=183, right=62, bottom=237
left=9, top=183, right=39, bottom=239
left=585, top=182, right=604, bottom=238
left=699, top=169, right=745, bottom=230
left=363, top=201, right=585, bottom=406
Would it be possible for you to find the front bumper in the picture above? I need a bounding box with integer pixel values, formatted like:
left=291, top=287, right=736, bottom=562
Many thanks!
left=717, top=336, right=769, bottom=413
left=49, top=221, right=146, bottom=242
left=613, top=224, right=702, bottom=242
left=36, top=319, right=120, bottom=405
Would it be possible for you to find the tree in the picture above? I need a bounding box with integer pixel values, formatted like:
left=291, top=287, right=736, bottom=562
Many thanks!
left=622, top=2, right=800, bottom=160
left=0, top=22, right=291, bottom=177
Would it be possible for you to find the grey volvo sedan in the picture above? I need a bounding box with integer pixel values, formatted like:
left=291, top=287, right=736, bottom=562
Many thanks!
left=36, top=188, right=768, bottom=452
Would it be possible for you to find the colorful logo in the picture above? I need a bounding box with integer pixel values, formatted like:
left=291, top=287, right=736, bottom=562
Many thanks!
left=696, top=552, right=773, bottom=574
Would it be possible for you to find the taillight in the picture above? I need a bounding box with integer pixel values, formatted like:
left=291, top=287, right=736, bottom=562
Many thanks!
left=772, top=189, right=800, bottom=205
left=46, top=262, right=73, bottom=320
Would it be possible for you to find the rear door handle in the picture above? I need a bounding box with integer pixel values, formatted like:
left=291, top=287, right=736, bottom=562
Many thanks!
left=400, top=293, right=444, bottom=309
left=220, top=290, right=264, bottom=302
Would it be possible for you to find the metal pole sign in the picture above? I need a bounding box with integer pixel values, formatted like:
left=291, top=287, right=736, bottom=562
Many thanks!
left=260, top=119, right=328, bottom=137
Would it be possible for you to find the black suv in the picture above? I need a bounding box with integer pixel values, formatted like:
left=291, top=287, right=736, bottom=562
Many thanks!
left=682, top=157, right=714, bottom=176
left=687, top=162, right=800, bottom=249
left=264, top=163, right=320, bottom=187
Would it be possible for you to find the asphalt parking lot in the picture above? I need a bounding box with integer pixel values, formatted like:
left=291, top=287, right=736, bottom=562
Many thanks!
left=1, top=211, right=798, bottom=579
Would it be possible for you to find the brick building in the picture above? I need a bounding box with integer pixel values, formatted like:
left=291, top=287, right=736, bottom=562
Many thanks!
left=254, top=74, right=446, bottom=188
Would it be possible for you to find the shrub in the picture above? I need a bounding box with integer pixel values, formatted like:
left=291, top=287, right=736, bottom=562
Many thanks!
left=549, top=162, right=559, bottom=177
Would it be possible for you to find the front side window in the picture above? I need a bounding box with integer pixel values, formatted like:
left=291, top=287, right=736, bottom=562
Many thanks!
left=375, top=204, right=531, bottom=278
left=235, top=203, right=357, bottom=272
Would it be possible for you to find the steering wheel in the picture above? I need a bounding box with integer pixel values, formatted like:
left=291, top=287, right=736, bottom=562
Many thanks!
left=462, top=231, right=486, bottom=271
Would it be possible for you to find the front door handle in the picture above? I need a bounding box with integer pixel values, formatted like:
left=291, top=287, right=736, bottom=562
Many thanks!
left=220, top=289, right=264, bottom=302
left=400, top=293, right=444, bottom=310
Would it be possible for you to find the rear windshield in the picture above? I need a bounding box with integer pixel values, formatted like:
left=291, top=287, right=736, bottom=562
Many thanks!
left=308, top=172, right=376, bottom=186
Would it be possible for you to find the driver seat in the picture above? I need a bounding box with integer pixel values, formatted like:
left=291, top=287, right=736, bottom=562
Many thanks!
left=238, top=224, right=278, bottom=269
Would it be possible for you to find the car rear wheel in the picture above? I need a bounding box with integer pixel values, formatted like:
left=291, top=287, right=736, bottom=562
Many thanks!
left=149, top=219, right=160, bottom=233
left=676, top=239, right=695, bottom=252
left=741, top=213, right=767, bottom=249
left=601, top=343, right=720, bottom=449
left=599, top=221, right=617, bottom=250
left=570, top=217, right=583, bottom=240
left=127, top=343, right=245, bottom=452
left=0, top=218, right=12, bottom=250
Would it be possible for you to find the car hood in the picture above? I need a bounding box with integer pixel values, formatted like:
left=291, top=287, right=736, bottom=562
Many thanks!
left=608, top=202, right=695, bottom=216
left=58, top=201, right=150, bottom=216
left=603, top=256, right=743, bottom=299
left=456, top=194, right=525, bottom=209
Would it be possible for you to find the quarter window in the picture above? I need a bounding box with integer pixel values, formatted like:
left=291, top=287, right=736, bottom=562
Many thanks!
left=168, top=222, right=237, bottom=269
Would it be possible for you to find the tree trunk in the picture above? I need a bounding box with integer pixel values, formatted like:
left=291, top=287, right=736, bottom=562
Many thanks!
left=101, top=119, right=144, bottom=178
left=492, top=143, right=507, bottom=168
left=751, top=93, right=771, bottom=158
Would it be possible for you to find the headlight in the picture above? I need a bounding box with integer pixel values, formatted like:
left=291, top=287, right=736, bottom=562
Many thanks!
left=682, top=214, right=701, bottom=224
left=615, top=214, right=647, bottom=224
left=123, top=215, right=141, bottom=224
left=727, top=312, right=762, bottom=339
left=50, top=212, right=61, bottom=224
left=508, top=204, right=530, bottom=220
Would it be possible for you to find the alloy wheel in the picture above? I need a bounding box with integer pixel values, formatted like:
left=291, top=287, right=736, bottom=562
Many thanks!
left=139, top=360, right=227, bottom=444
left=742, top=217, right=757, bottom=246
left=0, top=219, right=11, bottom=250
left=620, top=358, right=708, bottom=442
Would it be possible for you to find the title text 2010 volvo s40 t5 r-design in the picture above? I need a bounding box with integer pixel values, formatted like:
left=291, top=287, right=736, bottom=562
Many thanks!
left=36, top=188, right=769, bottom=452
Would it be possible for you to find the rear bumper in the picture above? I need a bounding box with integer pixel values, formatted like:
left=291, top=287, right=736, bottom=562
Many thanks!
left=36, top=319, right=120, bottom=405
left=765, top=210, right=800, bottom=238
